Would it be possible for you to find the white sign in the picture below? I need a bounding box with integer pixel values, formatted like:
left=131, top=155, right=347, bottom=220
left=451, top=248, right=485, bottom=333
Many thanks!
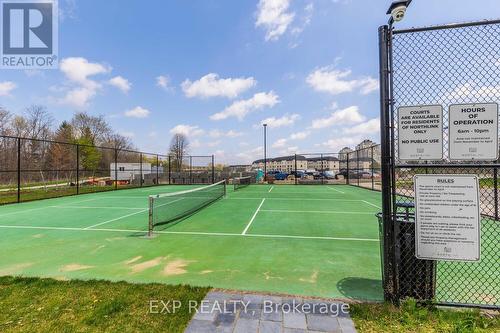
left=398, top=105, right=443, bottom=160
left=449, top=103, right=499, bottom=161
left=414, top=175, right=481, bottom=262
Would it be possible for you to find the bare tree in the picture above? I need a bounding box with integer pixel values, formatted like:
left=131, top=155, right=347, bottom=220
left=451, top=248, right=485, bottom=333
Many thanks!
left=0, top=107, right=11, bottom=135
left=104, top=133, right=134, bottom=151
left=23, top=105, right=53, bottom=140
left=71, top=112, right=111, bottom=145
left=169, top=134, right=189, bottom=171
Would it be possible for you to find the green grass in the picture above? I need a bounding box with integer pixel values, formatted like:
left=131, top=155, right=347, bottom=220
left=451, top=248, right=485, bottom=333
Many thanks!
left=0, top=276, right=209, bottom=333
left=350, top=299, right=499, bottom=333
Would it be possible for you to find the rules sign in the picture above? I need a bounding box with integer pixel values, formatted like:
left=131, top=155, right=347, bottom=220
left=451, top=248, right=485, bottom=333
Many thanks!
left=398, top=105, right=443, bottom=160
left=414, top=175, right=481, bottom=262
left=449, top=103, right=499, bottom=161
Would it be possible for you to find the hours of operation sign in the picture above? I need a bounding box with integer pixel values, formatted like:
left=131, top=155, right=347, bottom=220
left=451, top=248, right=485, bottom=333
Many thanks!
left=449, top=103, right=499, bottom=161
left=398, top=105, right=443, bottom=160
left=414, top=175, right=481, bottom=262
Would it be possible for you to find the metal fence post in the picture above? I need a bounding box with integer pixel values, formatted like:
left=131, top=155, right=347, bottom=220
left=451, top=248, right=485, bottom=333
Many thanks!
left=17, top=137, right=21, bottom=203
left=379, top=24, right=396, bottom=303
left=211, top=155, right=215, bottom=184
left=140, top=153, right=143, bottom=187
left=189, top=156, right=192, bottom=184
left=371, top=146, right=375, bottom=190
left=494, top=167, right=498, bottom=220
left=156, top=155, right=159, bottom=185
left=76, top=144, right=80, bottom=195
left=168, top=155, right=171, bottom=185
left=294, top=154, right=297, bottom=185
left=346, top=152, right=350, bottom=185
left=114, top=148, right=118, bottom=190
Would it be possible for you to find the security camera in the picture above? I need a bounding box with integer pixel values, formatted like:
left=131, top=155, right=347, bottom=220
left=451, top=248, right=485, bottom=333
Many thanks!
left=386, top=1, right=410, bottom=23
left=391, top=4, right=406, bottom=22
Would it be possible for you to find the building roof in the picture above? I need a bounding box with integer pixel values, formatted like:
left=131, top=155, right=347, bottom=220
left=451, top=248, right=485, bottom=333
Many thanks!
left=253, top=155, right=339, bottom=164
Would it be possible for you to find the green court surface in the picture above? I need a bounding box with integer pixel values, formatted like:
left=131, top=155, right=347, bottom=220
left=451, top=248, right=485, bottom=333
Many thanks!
left=0, top=184, right=383, bottom=301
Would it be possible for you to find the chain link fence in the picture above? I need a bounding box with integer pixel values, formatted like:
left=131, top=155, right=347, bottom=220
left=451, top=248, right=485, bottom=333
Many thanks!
left=380, top=20, right=500, bottom=309
left=0, top=135, right=215, bottom=205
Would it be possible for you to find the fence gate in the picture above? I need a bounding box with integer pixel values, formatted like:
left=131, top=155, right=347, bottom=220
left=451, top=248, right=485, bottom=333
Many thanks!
left=379, top=20, right=500, bottom=309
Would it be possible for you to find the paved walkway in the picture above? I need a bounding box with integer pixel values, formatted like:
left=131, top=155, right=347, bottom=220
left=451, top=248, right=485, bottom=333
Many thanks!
left=185, top=291, right=357, bottom=333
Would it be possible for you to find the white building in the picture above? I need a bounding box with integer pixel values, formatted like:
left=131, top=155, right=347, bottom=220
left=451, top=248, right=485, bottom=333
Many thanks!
left=110, top=163, right=152, bottom=181
left=252, top=155, right=339, bottom=172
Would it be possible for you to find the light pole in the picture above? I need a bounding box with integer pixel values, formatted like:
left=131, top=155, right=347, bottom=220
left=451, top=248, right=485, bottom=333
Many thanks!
left=263, top=124, right=268, bottom=181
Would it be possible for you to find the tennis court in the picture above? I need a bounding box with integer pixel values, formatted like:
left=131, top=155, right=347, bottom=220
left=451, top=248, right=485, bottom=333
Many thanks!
left=0, top=183, right=383, bottom=301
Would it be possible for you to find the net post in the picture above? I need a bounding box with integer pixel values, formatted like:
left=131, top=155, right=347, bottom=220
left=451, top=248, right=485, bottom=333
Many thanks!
left=148, top=196, right=154, bottom=237
left=76, top=144, right=80, bottom=195
left=224, top=179, right=227, bottom=197
left=17, top=137, right=21, bottom=203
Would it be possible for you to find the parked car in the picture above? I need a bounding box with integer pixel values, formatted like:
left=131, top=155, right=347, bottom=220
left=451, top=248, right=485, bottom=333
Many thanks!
left=274, top=172, right=289, bottom=181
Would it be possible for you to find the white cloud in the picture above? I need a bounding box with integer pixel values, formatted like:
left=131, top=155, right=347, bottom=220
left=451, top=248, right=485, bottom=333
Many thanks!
left=344, top=118, right=380, bottom=135
left=108, top=76, right=131, bottom=93
left=307, top=66, right=378, bottom=95
left=119, top=131, right=135, bottom=138
left=170, top=124, right=205, bottom=137
left=58, top=57, right=111, bottom=108
left=156, top=75, right=173, bottom=91
left=291, top=2, right=314, bottom=36
left=125, top=106, right=150, bottom=119
left=236, top=146, right=263, bottom=163
left=58, top=87, right=98, bottom=109
left=290, top=131, right=310, bottom=140
left=444, top=82, right=500, bottom=102
left=272, top=138, right=288, bottom=148
left=311, top=106, right=365, bottom=129
left=261, top=113, right=300, bottom=128
left=279, top=146, right=298, bottom=155
left=207, top=141, right=221, bottom=147
left=191, top=139, right=202, bottom=148
left=60, top=57, right=110, bottom=86
left=272, top=130, right=309, bottom=150
left=320, top=136, right=363, bottom=152
left=209, top=130, right=244, bottom=138
left=211, top=91, right=280, bottom=121
left=256, top=0, right=295, bottom=41
left=182, top=73, right=256, bottom=99
left=0, top=81, right=17, bottom=96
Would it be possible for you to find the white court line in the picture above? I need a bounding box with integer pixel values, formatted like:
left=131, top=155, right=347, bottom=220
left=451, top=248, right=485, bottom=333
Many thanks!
left=242, top=198, right=266, bottom=235
left=244, top=233, right=378, bottom=242
left=0, top=197, right=100, bottom=218
left=327, top=186, right=345, bottom=194
left=362, top=200, right=382, bottom=210
left=0, top=225, right=379, bottom=242
left=50, top=206, right=145, bottom=210
left=227, top=197, right=367, bottom=202
left=84, top=209, right=148, bottom=229
left=260, top=209, right=375, bottom=215
left=268, top=186, right=274, bottom=193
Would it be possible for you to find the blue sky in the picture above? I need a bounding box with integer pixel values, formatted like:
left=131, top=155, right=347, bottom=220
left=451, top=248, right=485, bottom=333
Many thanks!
left=1, top=0, right=500, bottom=164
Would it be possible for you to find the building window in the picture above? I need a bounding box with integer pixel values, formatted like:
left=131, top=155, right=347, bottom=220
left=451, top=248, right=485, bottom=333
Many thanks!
left=119, top=167, right=125, bottom=171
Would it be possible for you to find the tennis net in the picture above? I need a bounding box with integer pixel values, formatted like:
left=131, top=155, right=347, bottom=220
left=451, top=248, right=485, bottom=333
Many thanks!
left=148, top=180, right=226, bottom=235
left=234, top=176, right=252, bottom=191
